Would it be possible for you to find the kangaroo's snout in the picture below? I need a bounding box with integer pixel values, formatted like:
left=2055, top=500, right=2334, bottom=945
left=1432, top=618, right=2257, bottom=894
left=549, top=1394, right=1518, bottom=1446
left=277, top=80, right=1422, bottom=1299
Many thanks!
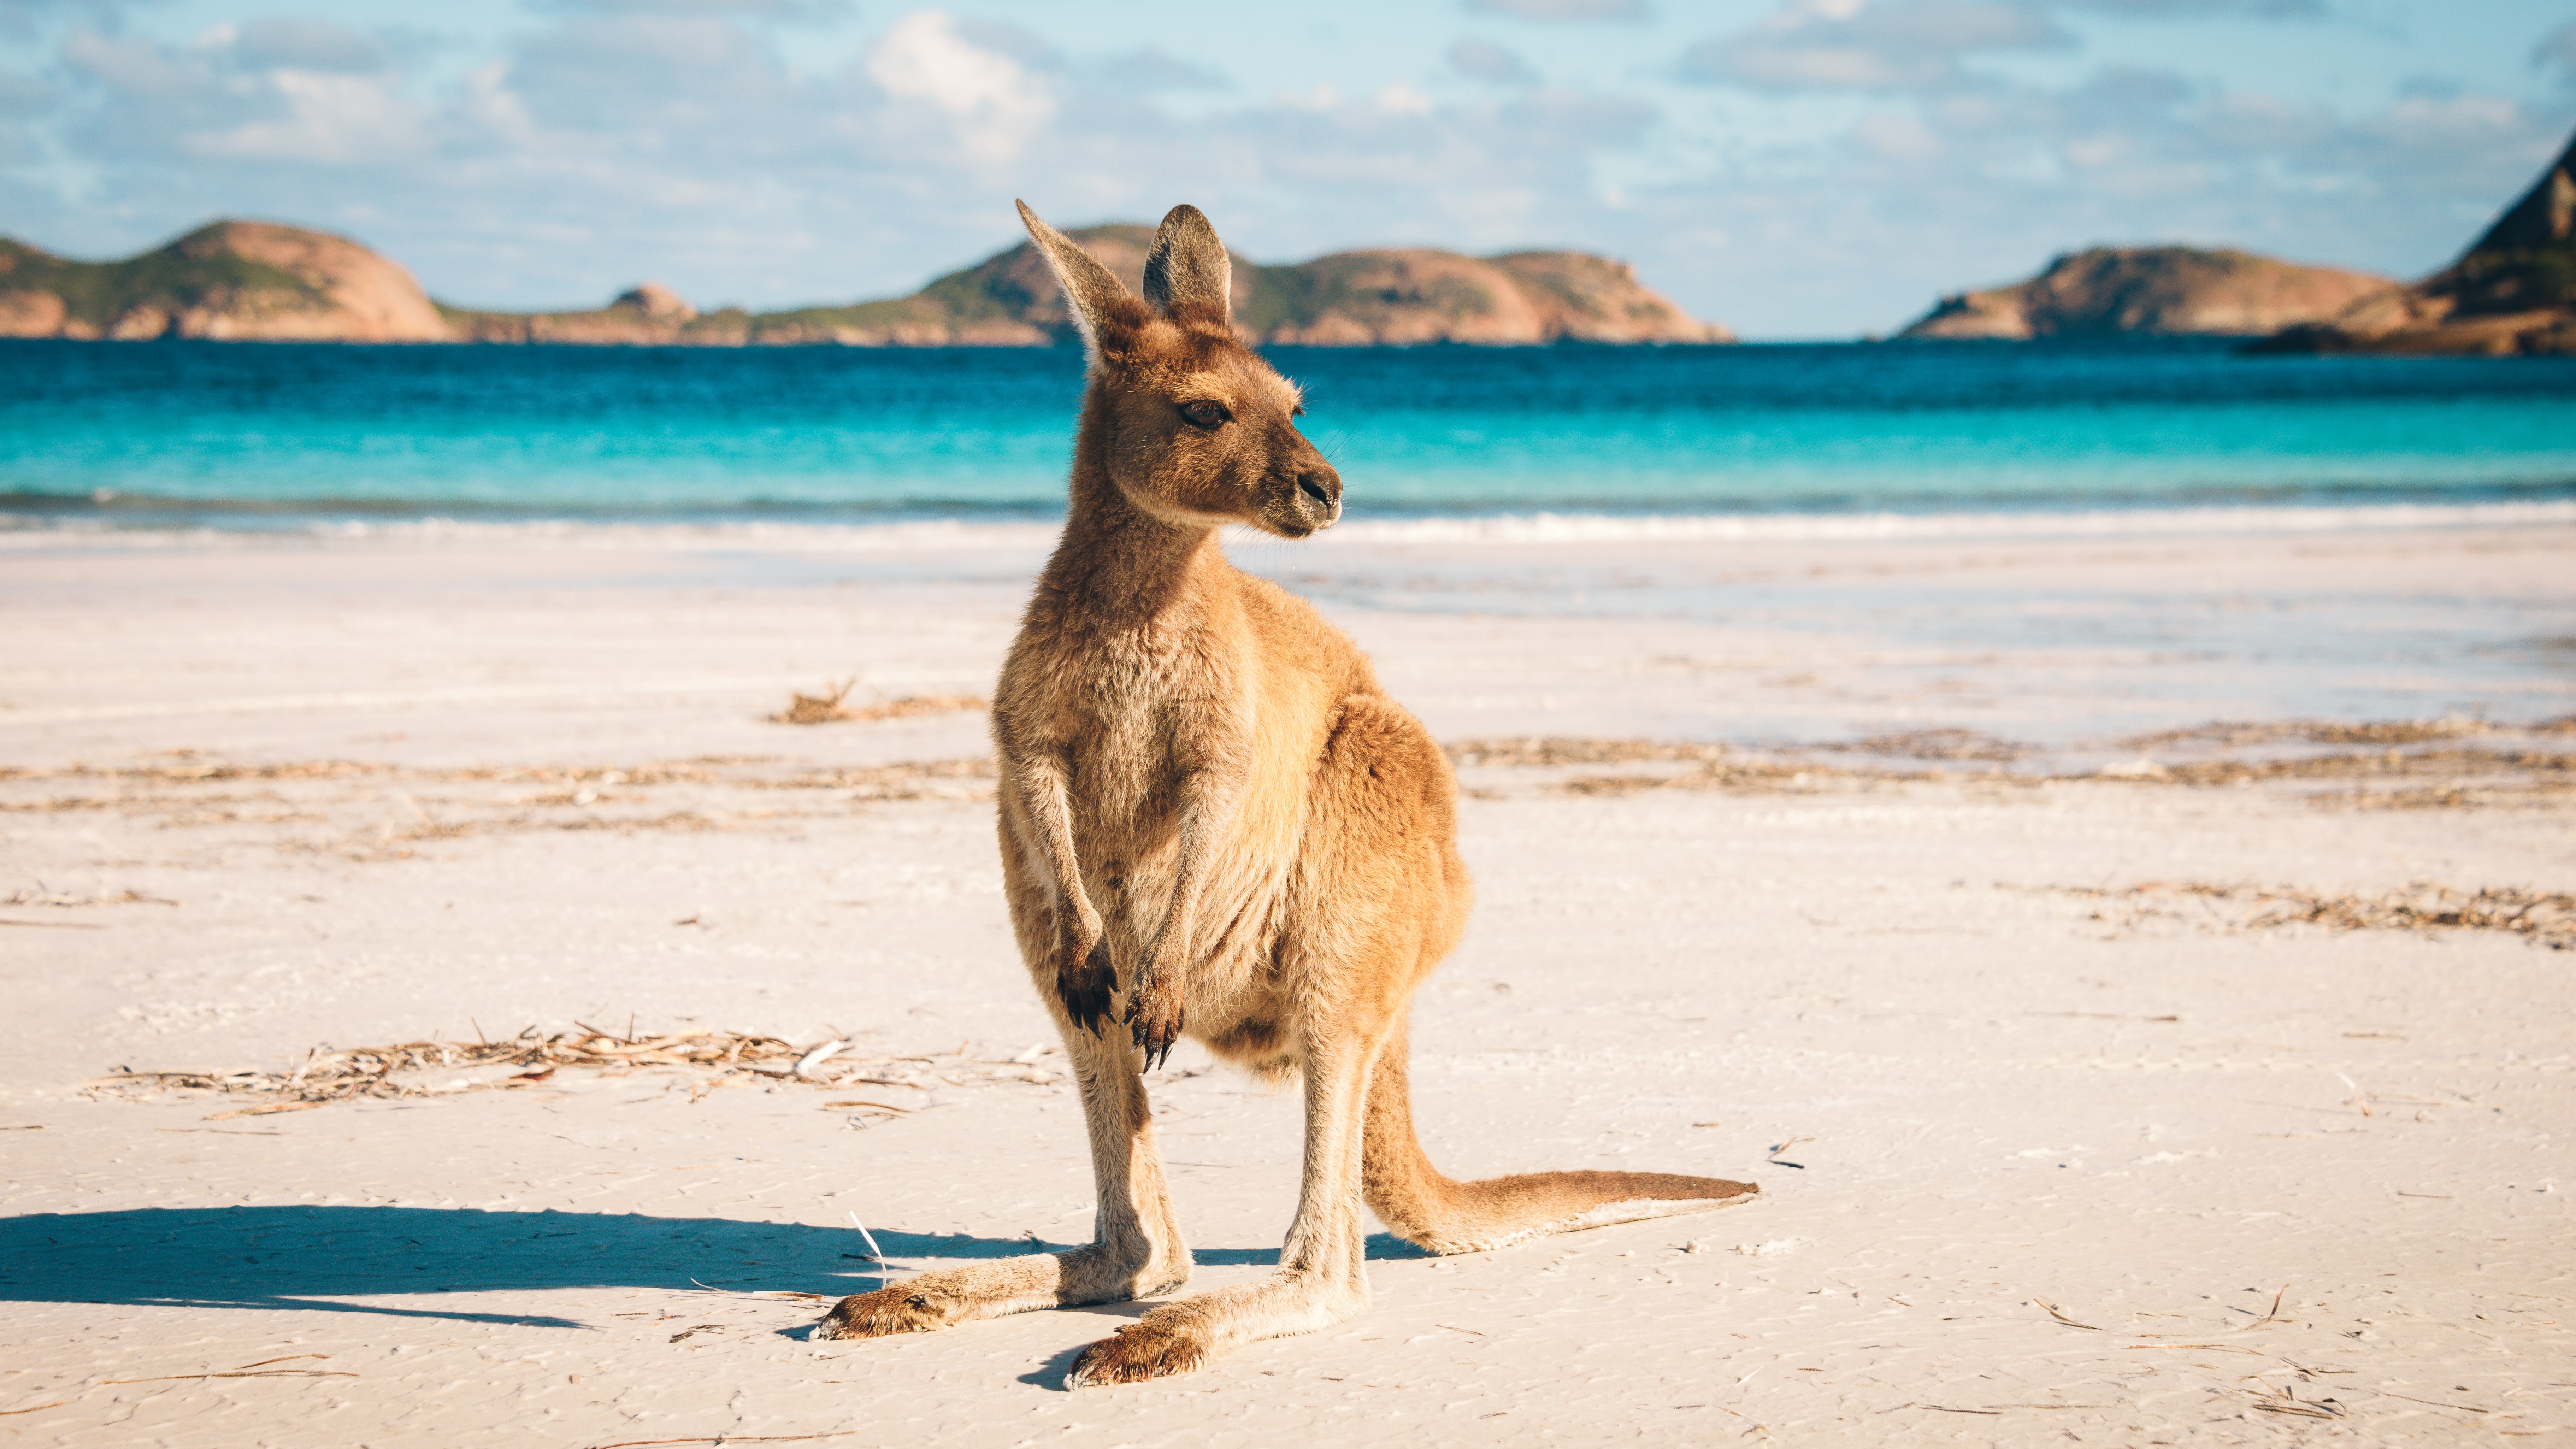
left=1294, top=465, right=1342, bottom=530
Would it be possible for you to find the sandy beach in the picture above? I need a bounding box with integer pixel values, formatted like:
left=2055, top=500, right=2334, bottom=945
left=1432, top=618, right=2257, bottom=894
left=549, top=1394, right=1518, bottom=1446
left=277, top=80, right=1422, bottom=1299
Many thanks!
left=1, top=516, right=2570, bottom=1446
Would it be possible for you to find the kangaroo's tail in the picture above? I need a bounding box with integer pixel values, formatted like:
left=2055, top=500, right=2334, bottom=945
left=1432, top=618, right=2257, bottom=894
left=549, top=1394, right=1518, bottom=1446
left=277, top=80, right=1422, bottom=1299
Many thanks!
left=1360, top=1015, right=1758, bottom=1255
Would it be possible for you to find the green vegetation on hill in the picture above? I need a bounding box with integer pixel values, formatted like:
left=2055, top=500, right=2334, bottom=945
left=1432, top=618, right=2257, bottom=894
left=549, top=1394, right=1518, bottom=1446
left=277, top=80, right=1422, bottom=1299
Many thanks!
left=0, top=227, right=323, bottom=336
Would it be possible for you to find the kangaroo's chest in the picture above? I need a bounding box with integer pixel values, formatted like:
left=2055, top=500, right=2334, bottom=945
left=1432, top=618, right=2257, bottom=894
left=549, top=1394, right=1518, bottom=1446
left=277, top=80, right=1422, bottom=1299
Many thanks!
left=1057, top=625, right=1229, bottom=826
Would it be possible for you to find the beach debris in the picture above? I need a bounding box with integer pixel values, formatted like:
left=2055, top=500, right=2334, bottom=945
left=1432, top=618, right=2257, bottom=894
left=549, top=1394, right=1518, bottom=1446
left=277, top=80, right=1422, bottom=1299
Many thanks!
left=1813, top=728, right=2027, bottom=762
left=84, top=1026, right=1072, bottom=1109
left=101, top=1354, right=356, bottom=1385
left=2033, top=1299, right=2103, bottom=1330
left=771, top=678, right=986, bottom=725
left=2246, top=1385, right=2346, bottom=1419
left=2239, top=884, right=2571, bottom=946
left=202, top=1101, right=324, bottom=1121
left=775, top=677, right=860, bottom=724
left=2, top=885, right=177, bottom=908
left=2235, top=1286, right=2294, bottom=1329
left=592, top=1423, right=855, bottom=1433
left=847, top=1211, right=891, bottom=1292
left=2120, top=715, right=2545, bottom=750
left=2020, top=879, right=2573, bottom=950
left=794, top=1038, right=849, bottom=1079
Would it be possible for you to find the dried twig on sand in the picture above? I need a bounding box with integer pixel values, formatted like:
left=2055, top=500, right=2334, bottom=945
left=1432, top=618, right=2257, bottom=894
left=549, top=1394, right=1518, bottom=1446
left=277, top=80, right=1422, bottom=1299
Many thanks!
left=2034, top=1299, right=2103, bottom=1330
left=101, top=1354, right=356, bottom=1385
left=2236, top=1286, right=2293, bottom=1330
left=592, top=1423, right=855, bottom=1433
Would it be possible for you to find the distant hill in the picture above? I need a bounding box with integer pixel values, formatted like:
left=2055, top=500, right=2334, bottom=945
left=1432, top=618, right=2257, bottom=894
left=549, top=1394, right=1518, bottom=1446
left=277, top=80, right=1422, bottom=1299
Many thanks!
left=572, top=225, right=1732, bottom=347
left=2251, top=136, right=2574, bottom=357
left=1, top=221, right=1729, bottom=348
left=1897, top=247, right=2392, bottom=340
left=0, top=220, right=449, bottom=341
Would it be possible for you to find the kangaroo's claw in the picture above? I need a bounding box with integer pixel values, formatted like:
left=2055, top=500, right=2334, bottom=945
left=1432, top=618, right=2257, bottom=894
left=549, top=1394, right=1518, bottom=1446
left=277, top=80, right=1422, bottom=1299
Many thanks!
left=1126, top=980, right=1184, bottom=1069
left=1057, top=937, right=1116, bottom=1035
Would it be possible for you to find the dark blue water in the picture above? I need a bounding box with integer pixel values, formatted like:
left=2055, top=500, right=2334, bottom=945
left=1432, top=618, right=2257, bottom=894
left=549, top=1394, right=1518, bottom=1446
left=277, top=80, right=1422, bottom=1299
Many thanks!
left=1, top=338, right=2568, bottom=529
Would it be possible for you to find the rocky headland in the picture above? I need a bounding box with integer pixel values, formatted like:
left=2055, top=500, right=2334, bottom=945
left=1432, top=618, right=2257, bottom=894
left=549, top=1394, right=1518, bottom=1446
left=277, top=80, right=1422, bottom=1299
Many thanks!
left=0, top=221, right=1728, bottom=348
left=2250, top=136, right=2574, bottom=357
left=0, top=221, right=450, bottom=342
left=1896, top=246, right=2392, bottom=340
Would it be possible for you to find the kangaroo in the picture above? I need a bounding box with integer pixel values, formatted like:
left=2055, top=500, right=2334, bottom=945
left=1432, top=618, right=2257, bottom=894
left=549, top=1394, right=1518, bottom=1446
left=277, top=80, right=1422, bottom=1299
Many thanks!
left=813, top=201, right=1757, bottom=1385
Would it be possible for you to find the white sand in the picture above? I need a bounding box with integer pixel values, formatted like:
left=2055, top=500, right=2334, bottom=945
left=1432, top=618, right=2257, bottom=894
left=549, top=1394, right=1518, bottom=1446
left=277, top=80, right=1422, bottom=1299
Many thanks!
left=0, top=520, right=2569, bottom=1446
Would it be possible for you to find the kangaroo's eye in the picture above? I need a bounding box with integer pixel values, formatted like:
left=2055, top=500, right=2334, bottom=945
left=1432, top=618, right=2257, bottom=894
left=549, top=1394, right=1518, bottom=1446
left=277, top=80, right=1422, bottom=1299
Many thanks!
left=1178, top=400, right=1230, bottom=429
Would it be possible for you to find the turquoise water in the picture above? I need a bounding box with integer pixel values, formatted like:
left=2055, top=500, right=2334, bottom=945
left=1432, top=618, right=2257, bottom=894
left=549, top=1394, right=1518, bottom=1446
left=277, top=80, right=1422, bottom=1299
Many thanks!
left=0, top=338, right=2567, bottom=527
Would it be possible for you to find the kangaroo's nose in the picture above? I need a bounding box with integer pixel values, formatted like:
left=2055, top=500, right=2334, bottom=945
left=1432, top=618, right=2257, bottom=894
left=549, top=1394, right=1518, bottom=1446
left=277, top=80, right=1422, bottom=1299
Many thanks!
left=1296, top=466, right=1341, bottom=514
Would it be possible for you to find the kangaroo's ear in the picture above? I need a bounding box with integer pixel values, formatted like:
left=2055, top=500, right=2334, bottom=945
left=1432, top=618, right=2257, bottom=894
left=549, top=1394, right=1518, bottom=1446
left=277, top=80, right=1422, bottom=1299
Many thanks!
left=1016, top=199, right=1140, bottom=366
left=1142, top=204, right=1231, bottom=325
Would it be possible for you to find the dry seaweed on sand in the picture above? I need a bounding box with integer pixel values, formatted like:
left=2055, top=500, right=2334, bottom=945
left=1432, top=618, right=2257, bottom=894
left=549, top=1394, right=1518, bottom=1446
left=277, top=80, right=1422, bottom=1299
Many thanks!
left=2, top=886, right=178, bottom=908
left=87, top=1026, right=806, bottom=1103
left=770, top=677, right=986, bottom=726
left=2240, top=884, right=2573, bottom=947
left=87, top=1027, right=1067, bottom=1108
left=2035, top=880, right=2576, bottom=949
left=1445, top=737, right=1740, bottom=768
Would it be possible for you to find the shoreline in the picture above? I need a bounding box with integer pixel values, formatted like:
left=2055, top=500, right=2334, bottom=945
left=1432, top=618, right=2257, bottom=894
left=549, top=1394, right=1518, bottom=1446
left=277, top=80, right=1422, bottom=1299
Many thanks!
left=2, top=495, right=2570, bottom=552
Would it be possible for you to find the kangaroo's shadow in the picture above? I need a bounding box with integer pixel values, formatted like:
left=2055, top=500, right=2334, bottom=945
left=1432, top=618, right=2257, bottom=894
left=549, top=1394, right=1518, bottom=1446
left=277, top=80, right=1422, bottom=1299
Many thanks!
left=0, top=1207, right=1431, bottom=1328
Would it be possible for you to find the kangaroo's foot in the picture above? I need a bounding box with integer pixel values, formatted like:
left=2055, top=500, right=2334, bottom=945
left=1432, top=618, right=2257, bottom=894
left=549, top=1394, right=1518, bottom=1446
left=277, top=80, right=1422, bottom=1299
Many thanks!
left=1064, top=1314, right=1211, bottom=1386
left=814, top=1278, right=976, bottom=1340
left=1065, top=1269, right=1364, bottom=1387
left=813, top=1244, right=1189, bottom=1342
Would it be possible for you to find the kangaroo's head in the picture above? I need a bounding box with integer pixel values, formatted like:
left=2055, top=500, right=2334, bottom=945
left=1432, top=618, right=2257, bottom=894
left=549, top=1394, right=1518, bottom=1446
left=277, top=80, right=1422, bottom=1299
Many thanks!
left=1017, top=200, right=1343, bottom=539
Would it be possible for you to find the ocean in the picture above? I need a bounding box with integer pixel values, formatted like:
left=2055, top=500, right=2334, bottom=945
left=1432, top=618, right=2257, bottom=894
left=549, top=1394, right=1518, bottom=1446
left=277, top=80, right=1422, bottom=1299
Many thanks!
left=0, top=337, right=2568, bottom=535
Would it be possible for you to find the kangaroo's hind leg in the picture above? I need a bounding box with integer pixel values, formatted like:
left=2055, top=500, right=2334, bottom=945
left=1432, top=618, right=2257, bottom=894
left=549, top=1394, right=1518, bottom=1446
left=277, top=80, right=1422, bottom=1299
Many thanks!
left=814, top=1019, right=1189, bottom=1339
left=1063, top=997, right=1392, bottom=1384
left=1062, top=694, right=1449, bottom=1385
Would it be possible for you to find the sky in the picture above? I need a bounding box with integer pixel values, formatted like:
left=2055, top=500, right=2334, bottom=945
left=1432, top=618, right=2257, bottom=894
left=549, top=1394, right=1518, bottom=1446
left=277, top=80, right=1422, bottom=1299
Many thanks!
left=1, top=0, right=2570, bottom=338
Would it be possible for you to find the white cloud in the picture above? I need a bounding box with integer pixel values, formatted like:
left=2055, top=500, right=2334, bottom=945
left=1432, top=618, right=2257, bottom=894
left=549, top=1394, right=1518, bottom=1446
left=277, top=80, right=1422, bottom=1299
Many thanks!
left=187, top=70, right=423, bottom=164
left=1686, top=0, right=2071, bottom=93
left=1450, top=39, right=1538, bottom=85
left=1464, top=0, right=1647, bottom=18
left=864, top=10, right=1052, bottom=164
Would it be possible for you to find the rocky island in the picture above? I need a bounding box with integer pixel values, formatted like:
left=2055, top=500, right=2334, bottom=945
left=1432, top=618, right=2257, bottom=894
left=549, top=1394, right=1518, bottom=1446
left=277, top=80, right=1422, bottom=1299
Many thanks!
left=1895, top=246, right=2391, bottom=340
left=2251, top=136, right=2573, bottom=357
left=0, top=221, right=1728, bottom=348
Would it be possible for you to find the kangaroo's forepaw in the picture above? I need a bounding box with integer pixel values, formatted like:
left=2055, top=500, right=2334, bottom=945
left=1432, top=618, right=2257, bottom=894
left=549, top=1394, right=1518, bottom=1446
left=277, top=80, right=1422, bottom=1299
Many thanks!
left=1057, top=938, right=1116, bottom=1036
left=1125, top=984, right=1184, bottom=1071
left=1065, top=1318, right=1209, bottom=1388
left=812, top=1283, right=962, bottom=1341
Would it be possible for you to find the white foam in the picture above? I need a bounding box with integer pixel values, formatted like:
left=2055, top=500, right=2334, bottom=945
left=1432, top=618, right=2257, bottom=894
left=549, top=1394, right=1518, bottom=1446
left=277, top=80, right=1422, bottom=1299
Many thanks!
left=0, top=498, right=2565, bottom=553
left=1319, top=499, right=2575, bottom=545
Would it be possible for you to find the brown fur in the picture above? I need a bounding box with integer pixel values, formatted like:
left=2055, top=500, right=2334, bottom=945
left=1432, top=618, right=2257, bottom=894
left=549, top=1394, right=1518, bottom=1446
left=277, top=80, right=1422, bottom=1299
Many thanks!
left=812, top=201, right=1757, bottom=1385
